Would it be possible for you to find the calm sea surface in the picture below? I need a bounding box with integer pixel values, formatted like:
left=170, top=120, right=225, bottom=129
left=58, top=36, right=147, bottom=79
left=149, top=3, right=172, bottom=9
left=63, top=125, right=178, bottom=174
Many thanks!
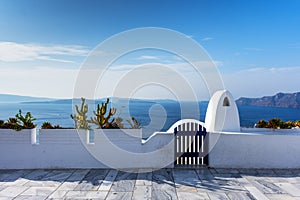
left=0, top=100, right=300, bottom=134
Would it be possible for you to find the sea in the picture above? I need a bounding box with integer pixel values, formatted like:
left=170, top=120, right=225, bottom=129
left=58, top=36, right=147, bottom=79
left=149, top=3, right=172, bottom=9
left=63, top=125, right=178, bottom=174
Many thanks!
left=0, top=99, right=300, bottom=137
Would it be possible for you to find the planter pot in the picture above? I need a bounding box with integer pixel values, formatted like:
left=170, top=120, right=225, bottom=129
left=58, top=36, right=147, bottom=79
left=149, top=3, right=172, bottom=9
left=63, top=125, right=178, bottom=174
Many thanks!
left=0, top=128, right=37, bottom=144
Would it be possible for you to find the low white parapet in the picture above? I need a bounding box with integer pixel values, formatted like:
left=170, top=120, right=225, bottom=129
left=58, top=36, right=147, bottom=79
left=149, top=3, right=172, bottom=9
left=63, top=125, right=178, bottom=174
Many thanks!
left=0, top=128, right=174, bottom=169
left=209, top=131, right=300, bottom=169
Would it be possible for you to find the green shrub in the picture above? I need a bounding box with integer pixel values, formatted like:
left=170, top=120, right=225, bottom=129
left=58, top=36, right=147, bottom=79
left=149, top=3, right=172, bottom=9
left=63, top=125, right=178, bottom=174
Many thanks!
left=255, top=118, right=298, bottom=129
left=0, top=110, right=36, bottom=131
left=41, top=122, right=62, bottom=129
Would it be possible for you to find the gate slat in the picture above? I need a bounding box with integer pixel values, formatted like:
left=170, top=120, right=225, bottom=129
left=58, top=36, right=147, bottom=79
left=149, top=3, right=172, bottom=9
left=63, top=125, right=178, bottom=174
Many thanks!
left=174, top=122, right=208, bottom=166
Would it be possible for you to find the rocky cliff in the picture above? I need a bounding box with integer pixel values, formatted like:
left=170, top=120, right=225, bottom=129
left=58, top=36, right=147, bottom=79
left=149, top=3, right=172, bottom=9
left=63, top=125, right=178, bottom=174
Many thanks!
left=236, top=92, right=300, bottom=108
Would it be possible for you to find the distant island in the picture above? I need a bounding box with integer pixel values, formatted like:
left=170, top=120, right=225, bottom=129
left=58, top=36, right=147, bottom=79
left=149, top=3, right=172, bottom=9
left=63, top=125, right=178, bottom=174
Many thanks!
left=236, top=92, right=300, bottom=108
left=0, top=94, right=53, bottom=103
left=2, top=92, right=300, bottom=109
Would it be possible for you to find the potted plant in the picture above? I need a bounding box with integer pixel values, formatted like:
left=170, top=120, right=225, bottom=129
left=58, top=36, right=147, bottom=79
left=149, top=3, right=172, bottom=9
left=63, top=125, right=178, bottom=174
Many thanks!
left=0, top=109, right=37, bottom=144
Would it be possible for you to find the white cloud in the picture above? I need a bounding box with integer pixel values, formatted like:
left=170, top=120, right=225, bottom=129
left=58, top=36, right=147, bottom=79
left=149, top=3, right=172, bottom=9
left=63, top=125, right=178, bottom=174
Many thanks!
left=109, top=60, right=222, bottom=73
left=201, top=37, right=213, bottom=41
left=136, top=55, right=160, bottom=60
left=0, top=42, right=89, bottom=63
left=223, top=66, right=300, bottom=98
left=0, top=59, right=223, bottom=100
left=0, top=66, right=78, bottom=98
left=244, top=66, right=300, bottom=73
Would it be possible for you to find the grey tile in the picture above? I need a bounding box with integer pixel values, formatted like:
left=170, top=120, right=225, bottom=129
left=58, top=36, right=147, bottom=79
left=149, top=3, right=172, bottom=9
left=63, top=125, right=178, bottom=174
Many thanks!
left=64, top=191, right=89, bottom=199
left=25, top=170, right=51, bottom=180
left=152, top=188, right=178, bottom=200
left=274, top=169, right=295, bottom=176
left=275, top=182, right=300, bottom=197
left=132, top=185, right=151, bottom=200
left=177, top=191, right=209, bottom=200
left=14, top=195, right=47, bottom=200
left=64, top=190, right=108, bottom=199
left=56, top=181, right=78, bottom=191
left=253, top=179, right=286, bottom=194
left=238, top=169, right=258, bottom=175
left=2, top=178, right=29, bottom=187
left=265, top=194, right=298, bottom=200
left=40, top=170, right=74, bottom=182
left=256, top=169, right=276, bottom=176
left=0, top=186, right=28, bottom=197
left=98, top=170, right=118, bottom=191
left=207, top=192, right=230, bottom=200
left=74, top=169, right=109, bottom=191
left=24, top=180, right=61, bottom=187
left=136, top=171, right=152, bottom=186
left=0, top=168, right=300, bottom=200
left=47, top=190, right=68, bottom=199
left=0, top=185, right=8, bottom=192
left=0, top=170, right=15, bottom=181
left=2, top=170, right=32, bottom=182
left=66, top=169, right=90, bottom=182
left=244, top=186, right=270, bottom=200
left=0, top=196, right=13, bottom=200
left=20, top=187, right=56, bottom=196
left=291, top=169, right=300, bottom=176
left=214, top=168, right=240, bottom=174
left=195, top=168, right=214, bottom=180
left=173, top=170, right=200, bottom=193
left=110, top=171, right=137, bottom=192
left=106, top=191, right=133, bottom=200
left=152, top=169, right=174, bottom=186
left=226, top=192, right=257, bottom=200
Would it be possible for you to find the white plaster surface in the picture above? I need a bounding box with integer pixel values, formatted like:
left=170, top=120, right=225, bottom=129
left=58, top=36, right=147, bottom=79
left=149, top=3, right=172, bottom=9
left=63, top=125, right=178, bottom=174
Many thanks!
left=209, top=132, right=300, bottom=168
left=0, top=129, right=174, bottom=169
left=205, top=90, right=240, bottom=132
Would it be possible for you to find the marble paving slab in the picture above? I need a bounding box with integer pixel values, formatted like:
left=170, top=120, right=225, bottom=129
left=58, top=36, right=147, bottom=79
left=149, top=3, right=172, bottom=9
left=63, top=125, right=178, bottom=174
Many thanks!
left=110, top=171, right=137, bottom=192
left=106, top=191, right=133, bottom=200
left=99, top=170, right=118, bottom=191
left=74, top=169, right=109, bottom=191
left=132, top=185, right=151, bottom=200
left=0, top=168, right=300, bottom=199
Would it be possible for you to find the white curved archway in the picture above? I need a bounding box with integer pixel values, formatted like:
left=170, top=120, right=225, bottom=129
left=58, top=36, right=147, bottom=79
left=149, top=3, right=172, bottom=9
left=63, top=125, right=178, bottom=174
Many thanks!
left=166, top=119, right=205, bottom=133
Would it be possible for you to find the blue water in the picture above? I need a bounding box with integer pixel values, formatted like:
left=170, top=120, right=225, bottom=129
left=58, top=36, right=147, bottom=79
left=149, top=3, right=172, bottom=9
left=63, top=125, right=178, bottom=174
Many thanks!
left=0, top=100, right=300, bottom=132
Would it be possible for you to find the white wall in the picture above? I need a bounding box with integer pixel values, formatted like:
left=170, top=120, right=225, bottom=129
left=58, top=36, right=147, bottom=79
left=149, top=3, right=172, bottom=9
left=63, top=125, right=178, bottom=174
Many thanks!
left=209, top=132, right=300, bottom=168
left=205, top=90, right=240, bottom=132
left=2, top=128, right=300, bottom=169
left=0, top=129, right=174, bottom=169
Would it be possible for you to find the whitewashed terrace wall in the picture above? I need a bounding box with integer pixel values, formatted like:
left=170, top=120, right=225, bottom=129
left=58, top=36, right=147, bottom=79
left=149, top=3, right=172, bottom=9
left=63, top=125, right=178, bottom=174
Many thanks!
left=0, top=129, right=174, bottom=169
left=209, top=132, right=300, bottom=169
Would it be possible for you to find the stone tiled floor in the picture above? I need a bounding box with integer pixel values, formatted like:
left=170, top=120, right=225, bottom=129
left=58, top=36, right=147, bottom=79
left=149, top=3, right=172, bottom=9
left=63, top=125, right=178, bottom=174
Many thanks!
left=0, top=168, right=300, bottom=199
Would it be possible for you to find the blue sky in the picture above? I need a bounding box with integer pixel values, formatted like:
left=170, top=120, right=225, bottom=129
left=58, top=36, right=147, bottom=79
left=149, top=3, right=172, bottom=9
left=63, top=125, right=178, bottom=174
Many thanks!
left=0, top=0, right=299, bottom=99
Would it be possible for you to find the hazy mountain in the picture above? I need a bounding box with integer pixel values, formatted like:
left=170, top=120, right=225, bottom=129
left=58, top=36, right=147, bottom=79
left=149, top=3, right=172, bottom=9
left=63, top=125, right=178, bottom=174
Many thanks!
left=0, top=94, right=53, bottom=103
left=236, top=92, right=300, bottom=108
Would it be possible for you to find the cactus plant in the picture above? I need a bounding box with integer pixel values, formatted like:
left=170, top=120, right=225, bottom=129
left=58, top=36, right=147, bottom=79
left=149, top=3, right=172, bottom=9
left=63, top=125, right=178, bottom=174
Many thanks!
left=71, top=97, right=90, bottom=129
left=114, top=117, right=124, bottom=128
left=89, top=98, right=117, bottom=128
left=126, top=117, right=141, bottom=129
